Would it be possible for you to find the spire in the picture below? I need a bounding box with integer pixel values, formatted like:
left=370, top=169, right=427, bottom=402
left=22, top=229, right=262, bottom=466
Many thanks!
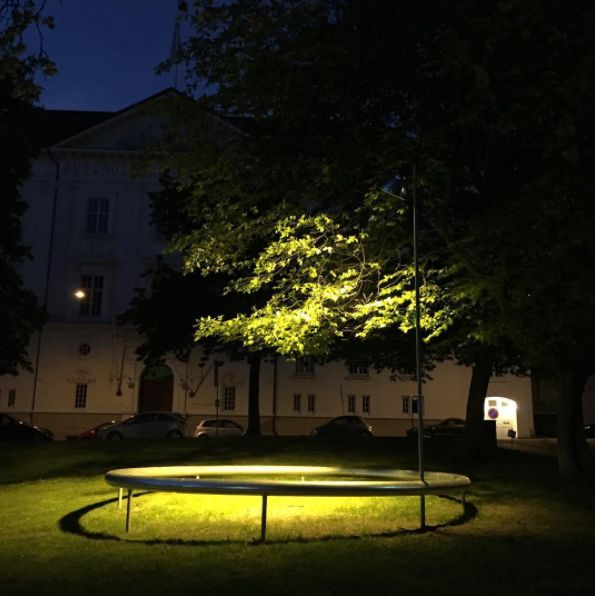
left=170, top=2, right=187, bottom=89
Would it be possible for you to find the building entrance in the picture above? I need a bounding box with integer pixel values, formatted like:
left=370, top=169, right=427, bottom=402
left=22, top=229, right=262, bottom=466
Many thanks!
left=139, top=364, right=174, bottom=412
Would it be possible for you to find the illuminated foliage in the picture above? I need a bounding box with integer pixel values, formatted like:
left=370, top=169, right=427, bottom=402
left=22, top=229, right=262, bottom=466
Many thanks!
left=188, top=209, right=453, bottom=357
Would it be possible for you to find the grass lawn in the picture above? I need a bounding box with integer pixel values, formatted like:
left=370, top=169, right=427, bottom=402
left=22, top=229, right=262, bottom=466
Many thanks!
left=1, top=437, right=594, bottom=596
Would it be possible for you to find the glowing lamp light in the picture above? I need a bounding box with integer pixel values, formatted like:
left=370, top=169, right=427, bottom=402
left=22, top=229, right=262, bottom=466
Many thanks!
left=74, top=289, right=86, bottom=300
left=381, top=174, right=407, bottom=198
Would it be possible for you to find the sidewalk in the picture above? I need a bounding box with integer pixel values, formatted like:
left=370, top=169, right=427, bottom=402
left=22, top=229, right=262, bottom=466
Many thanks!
left=498, top=437, right=595, bottom=457
left=498, top=438, right=557, bottom=456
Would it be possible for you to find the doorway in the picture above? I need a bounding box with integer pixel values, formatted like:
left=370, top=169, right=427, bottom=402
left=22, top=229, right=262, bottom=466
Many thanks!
left=139, top=364, right=174, bottom=412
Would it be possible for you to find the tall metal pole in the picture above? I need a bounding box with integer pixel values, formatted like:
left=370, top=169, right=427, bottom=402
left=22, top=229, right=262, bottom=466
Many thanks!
left=381, top=167, right=425, bottom=527
left=272, top=356, right=278, bottom=435
left=31, top=150, right=61, bottom=424
left=412, top=164, right=426, bottom=528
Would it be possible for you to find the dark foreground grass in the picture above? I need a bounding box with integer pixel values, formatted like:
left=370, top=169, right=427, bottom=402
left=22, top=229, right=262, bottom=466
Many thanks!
left=1, top=438, right=594, bottom=596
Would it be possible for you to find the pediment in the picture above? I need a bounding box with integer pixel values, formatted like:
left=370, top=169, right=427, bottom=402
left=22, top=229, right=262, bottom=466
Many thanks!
left=51, top=89, right=181, bottom=152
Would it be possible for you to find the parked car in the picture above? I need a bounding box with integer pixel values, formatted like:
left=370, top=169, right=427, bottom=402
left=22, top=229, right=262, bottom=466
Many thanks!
left=407, top=417, right=465, bottom=440
left=76, top=420, right=117, bottom=439
left=194, top=418, right=245, bottom=439
left=0, top=413, right=53, bottom=441
left=311, top=416, right=374, bottom=438
left=584, top=422, right=595, bottom=438
left=97, top=412, right=188, bottom=440
left=429, top=417, right=465, bottom=438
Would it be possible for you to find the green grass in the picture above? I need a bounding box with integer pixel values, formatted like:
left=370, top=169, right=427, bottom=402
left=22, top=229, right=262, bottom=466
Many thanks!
left=1, top=438, right=594, bottom=596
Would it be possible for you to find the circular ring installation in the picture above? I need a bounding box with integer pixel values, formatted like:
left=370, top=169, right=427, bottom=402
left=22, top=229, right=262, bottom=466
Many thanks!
left=105, top=465, right=471, bottom=541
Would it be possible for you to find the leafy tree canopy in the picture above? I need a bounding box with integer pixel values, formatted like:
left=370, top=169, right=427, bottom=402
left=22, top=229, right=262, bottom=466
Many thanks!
left=0, top=0, right=55, bottom=373
left=156, top=1, right=595, bottom=475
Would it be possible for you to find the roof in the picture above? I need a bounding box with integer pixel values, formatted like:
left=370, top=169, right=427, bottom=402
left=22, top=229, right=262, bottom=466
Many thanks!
left=38, top=109, right=114, bottom=147
left=37, top=88, right=185, bottom=148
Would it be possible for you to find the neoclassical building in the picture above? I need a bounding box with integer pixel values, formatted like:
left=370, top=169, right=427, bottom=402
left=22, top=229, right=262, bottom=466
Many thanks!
left=1, top=90, right=534, bottom=439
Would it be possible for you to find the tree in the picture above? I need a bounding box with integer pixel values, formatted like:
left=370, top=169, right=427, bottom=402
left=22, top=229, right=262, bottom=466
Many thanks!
left=0, top=1, right=55, bottom=374
left=122, top=176, right=274, bottom=435
left=160, top=1, right=595, bottom=478
left=417, top=2, right=595, bottom=477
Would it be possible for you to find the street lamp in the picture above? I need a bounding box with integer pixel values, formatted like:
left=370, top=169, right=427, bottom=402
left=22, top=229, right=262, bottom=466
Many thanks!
left=381, top=165, right=426, bottom=528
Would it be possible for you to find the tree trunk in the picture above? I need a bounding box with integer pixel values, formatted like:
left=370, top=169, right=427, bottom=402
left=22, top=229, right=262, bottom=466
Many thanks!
left=463, top=350, right=493, bottom=458
left=555, top=362, right=594, bottom=483
left=246, top=353, right=261, bottom=436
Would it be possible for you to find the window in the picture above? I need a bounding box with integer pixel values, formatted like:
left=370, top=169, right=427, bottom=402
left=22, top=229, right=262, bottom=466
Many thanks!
left=224, top=420, right=243, bottom=431
left=8, top=389, right=16, bottom=408
left=157, top=413, right=176, bottom=422
left=347, top=394, right=356, bottom=413
left=74, top=384, right=88, bottom=408
left=307, top=393, right=316, bottom=413
left=79, top=275, right=103, bottom=316
left=223, top=386, right=236, bottom=411
left=347, top=361, right=368, bottom=376
left=293, top=393, right=301, bottom=413
left=402, top=396, right=410, bottom=414
left=77, top=342, right=91, bottom=357
left=362, top=395, right=371, bottom=414
left=124, top=413, right=154, bottom=425
left=86, top=198, right=110, bottom=234
left=295, top=357, right=315, bottom=375
left=412, top=397, right=424, bottom=416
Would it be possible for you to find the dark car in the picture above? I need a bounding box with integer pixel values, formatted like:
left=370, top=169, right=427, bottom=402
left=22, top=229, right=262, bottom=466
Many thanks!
left=407, top=417, right=465, bottom=440
left=311, top=416, right=374, bottom=438
left=74, top=420, right=117, bottom=440
left=584, top=423, right=595, bottom=438
left=0, top=413, right=53, bottom=441
left=430, top=418, right=465, bottom=438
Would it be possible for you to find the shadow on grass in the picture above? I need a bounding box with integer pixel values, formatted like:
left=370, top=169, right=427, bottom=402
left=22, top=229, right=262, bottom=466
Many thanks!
left=58, top=491, right=477, bottom=546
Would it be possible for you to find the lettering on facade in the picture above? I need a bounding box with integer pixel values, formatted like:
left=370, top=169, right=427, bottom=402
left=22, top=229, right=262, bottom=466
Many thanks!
left=62, top=161, right=130, bottom=177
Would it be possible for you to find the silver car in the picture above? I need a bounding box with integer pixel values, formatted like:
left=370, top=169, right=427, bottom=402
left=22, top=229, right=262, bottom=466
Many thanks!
left=194, top=418, right=244, bottom=439
left=97, top=411, right=188, bottom=440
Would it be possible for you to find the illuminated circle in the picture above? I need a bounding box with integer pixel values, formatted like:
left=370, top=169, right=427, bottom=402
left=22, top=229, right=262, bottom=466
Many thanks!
left=106, top=465, right=471, bottom=496
left=487, top=407, right=499, bottom=420
left=106, top=465, right=471, bottom=540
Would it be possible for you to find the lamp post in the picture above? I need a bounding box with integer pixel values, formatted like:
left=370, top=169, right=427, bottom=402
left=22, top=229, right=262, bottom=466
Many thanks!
left=382, top=165, right=426, bottom=528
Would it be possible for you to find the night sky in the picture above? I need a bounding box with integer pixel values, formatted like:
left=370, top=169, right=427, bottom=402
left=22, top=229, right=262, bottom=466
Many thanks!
left=36, top=1, right=181, bottom=112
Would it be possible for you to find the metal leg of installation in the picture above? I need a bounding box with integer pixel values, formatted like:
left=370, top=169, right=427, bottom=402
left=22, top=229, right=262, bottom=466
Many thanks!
left=125, top=489, right=133, bottom=533
left=260, top=495, right=268, bottom=542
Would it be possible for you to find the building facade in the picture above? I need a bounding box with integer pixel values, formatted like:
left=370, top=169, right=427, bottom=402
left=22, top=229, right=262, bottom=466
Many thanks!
left=0, top=91, right=534, bottom=439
